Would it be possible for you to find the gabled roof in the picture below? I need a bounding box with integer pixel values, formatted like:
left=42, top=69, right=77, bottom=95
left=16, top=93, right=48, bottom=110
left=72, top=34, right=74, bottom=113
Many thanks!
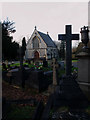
left=38, top=31, right=57, bottom=48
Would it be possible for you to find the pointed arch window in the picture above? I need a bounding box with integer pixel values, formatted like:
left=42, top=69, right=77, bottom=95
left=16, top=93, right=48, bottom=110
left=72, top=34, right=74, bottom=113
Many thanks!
left=32, top=36, right=39, bottom=48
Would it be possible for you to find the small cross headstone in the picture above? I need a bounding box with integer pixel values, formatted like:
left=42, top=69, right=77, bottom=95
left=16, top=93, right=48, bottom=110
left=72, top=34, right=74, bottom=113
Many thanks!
left=5, top=60, right=8, bottom=67
left=58, top=25, right=79, bottom=76
left=48, top=58, right=58, bottom=94
left=19, top=47, right=25, bottom=88
left=43, top=57, right=48, bottom=67
left=52, top=58, right=58, bottom=86
left=19, top=47, right=23, bottom=70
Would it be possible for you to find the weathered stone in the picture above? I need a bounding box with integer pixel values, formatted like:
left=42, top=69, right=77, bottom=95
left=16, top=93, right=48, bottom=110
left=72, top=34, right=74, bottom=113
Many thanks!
left=53, top=76, right=88, bottom=109
left=48, top=58, right=58, bottom=94
left=58, top=25, right=79, bottom=76
left=77, top=49, right=90, bottom=100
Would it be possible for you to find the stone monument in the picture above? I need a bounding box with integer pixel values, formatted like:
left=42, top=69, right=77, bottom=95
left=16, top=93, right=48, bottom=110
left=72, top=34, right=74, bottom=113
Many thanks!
left=77, top=26, right=90, bottom=100
left=48, top=58, right=58, bottom=94
left=52, top=58, right=58, bottom=86
left=53, top=25, right=88, bottom=109
left=58, top=25, right=79, bottom=76
left=19, top=46, right=25, bottom=88
left=41, top=25, right=89, bottom=120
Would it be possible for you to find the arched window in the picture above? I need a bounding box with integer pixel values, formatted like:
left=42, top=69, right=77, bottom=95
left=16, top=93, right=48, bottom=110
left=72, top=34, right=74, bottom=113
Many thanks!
left=32, top=36, right=39, bottom=48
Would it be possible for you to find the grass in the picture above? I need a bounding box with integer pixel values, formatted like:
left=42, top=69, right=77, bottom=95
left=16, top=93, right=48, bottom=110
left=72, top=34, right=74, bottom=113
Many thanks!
left=72, top=67, right=78, bottom=73
left=72, top=59, right=78, bottom=62
left=86, top=106, right=90, bottom=115
left=2, top=62, right=53, bottom=72
left=49, top=106, right=68, bottom=119
left=10, top=63, right=20, bottom=67
left=2, top=60, right=78, bottom=74
left=57, top=106, right=69, bottom=112
left=7, top=104, right=36, bottom=120
left=58, top=66, right=78, bottom=78
left=41, top=66, right=52, bottom=72
left=58, top=69, right=65, bottom=78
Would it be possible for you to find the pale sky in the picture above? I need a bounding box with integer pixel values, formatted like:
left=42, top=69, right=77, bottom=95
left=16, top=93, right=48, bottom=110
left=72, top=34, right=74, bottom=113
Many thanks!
left=1, top=2, right=88, bottom=47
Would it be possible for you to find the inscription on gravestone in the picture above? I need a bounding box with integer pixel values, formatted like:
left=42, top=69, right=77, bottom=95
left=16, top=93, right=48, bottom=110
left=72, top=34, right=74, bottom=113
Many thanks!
left=58, top=25, right=79, bottom=76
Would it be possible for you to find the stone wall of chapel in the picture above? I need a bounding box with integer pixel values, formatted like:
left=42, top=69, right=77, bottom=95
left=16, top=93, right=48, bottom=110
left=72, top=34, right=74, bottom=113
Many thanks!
left=26, top=40, right=32, bottom=49
left=26, top=49, right=34, bottom=58
left=26, top=37, right=47, bottom=50
left=26, top=48, right=47, bottom=59
left=39, top=49, right=46, bottom=57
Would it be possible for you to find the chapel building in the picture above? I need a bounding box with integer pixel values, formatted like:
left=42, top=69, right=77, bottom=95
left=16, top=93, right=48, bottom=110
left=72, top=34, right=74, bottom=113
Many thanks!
left=25, top=27, right=58, bottom=61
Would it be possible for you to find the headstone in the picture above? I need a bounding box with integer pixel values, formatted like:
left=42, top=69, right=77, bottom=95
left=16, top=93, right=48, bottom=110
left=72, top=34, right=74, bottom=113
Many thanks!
left=52, top=58, right=58, bottom=86
left=43, top=57, right=48, bottom=67
left=77, top=52, right=90, bottom=100
left=58, top=25, right=79, bottom=76
left=76, top=26, right=90, bottom=100
left=48, top=58, right=58, bottom=94
left=53, top=25, right=88, bottom=109
left=41, top=25, right=89, bottom=119
left=19, top=47, right=25, bottom=88
left=5, top=60, right=8, bottom=67
left=2, top=62, right=7, bottom=70
left=19, top=47, right=23, bottom=70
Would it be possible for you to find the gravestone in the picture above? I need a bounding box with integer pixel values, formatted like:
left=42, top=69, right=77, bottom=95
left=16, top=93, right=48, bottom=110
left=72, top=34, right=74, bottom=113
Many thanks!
left=48, top=58, right=58, bottom=94
left=77, top=52, right=90, bottom=99
left=58, top=25, right=79, bottom=76
left=53, top=25, right=88, bottom=110
left=41, top=26, right=89, bottom=120
left=52, top=58, right=58, bottom=86
left=18, top=46, right=26, bottom=88
left=76, top=26, right=90, bottom=100
left=5, top=60, right=8, bottom=67
left=43, top=57, right=48, bottom=67
left=2, top=63, right=7, bottom=71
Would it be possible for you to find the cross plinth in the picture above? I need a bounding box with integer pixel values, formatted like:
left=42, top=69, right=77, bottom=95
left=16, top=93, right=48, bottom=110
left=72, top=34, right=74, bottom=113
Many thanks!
left=58, top=25, right=79, bottom=76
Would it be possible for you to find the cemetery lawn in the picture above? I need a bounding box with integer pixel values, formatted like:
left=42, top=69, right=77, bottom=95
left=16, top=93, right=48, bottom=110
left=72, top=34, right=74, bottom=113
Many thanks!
left=2, top=62, right=52, bottom=71
left=7, top=104, right=36, bottom=120
left=86, top=106, right=90, bottom=115
left=2, top=80, right=48, bottom=104
left=72, top=59, right=78, bottom=62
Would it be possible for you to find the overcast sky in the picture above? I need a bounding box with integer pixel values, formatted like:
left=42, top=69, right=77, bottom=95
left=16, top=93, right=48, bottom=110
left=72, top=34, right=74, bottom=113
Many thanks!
left=1, top=2, right=89, bottom=47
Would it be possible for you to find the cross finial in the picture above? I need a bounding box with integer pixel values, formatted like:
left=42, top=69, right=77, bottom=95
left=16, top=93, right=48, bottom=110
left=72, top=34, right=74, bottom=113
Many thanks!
left=35, top=26, right=37, bottom=30
left=47, top=32, right=49, bottom=35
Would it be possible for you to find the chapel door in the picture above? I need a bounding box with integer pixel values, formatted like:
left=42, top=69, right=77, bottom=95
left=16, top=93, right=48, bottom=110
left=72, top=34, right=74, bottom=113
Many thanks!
left=34, top=51, right=39, bottom=59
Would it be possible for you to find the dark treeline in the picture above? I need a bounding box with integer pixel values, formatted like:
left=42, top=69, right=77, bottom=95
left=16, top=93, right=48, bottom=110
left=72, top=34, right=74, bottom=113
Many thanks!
left=1, top=18, right=19, bottom=61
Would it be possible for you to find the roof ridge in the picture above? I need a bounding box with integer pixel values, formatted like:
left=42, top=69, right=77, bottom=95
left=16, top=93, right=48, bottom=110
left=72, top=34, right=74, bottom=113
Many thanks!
left=38, top=30, right=48, bottom=35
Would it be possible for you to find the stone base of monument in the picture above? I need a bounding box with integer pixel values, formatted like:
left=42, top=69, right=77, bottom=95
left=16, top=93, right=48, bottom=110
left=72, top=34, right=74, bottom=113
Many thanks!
left=77, top=49, right=90, bottom=101
left=48, top=84, right=57, bottom=94
left=41, top=75, right=89, bottom=120
left=53, top=75, right=88, bottom=109
left=78, top=82, right=90, bottom=100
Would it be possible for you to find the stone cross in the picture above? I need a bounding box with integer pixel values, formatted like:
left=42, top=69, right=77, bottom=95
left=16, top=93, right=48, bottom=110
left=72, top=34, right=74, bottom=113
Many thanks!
left=58, top=25, right=79, bottom=76
left=52, top=58, right=58, bottom=85
left=19, top=47, right=23, bottom=70
left=19, top=47, right=25, bottom=88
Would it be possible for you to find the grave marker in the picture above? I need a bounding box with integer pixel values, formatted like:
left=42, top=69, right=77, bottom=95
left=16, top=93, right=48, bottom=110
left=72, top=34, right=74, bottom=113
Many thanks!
left=19, top=47, right=23, bottom=70
left=19, top=46, right=25, bottom=88
left=58, top=25, right=79, bottom=76
left=52, top=58, right=58, bottom=85
left=48, top=58, right=58, bottom=94
left=77, top=26, right=90, bottom=100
